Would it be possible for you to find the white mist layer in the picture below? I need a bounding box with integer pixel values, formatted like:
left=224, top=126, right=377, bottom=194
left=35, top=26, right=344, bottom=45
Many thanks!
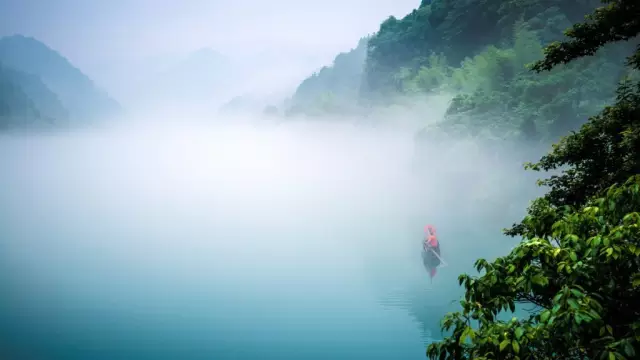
left=0, top=113, right=531, bottom=359
left=1, top=119, right=421, bottom=293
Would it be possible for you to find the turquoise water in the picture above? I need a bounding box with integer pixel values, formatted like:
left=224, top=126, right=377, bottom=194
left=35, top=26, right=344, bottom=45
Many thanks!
left=0, top=122, right=522, bottom=359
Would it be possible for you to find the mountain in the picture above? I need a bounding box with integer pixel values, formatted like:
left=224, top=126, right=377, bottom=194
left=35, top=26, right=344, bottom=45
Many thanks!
left=363, top=0, right=635, bottom=142
left=0, top=35, right=121, bottom=123
left=286, top=37, right=370, bottom=116
left=127, top=46, right=333, bottom=113
left=0, top=65, right=42, bottom=128
left=0, top=62, right=69, bottom=129
left=287, top=0, right=636, bottom=144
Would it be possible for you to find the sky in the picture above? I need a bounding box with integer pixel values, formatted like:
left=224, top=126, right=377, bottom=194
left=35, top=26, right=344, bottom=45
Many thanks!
left=0, top=0, right=420, bottom=100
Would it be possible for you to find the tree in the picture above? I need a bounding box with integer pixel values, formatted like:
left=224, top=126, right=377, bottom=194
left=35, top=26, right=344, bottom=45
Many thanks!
left=427, top=1, right=640, bottom=358
left=427, top=175, right=640, bottom=359
left=506, top=0, right=640, bottom=236
left=530, top=0, right=640, bottom=72
left=413, top=11, right=630, bottom=143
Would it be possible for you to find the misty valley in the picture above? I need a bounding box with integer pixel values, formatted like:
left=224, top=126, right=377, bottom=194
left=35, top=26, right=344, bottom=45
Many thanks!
left=1, top=0, right=639, bottom=359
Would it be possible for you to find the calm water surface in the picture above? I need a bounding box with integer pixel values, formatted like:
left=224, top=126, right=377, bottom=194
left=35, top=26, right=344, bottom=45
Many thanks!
left=0, top=122, right=495, bottom=359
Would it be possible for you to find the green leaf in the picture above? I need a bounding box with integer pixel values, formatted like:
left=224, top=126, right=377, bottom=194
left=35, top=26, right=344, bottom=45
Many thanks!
left=459, top=326, right=473, bottom=345
left=570, top=289, right=584, bottom=298
left=499, top=339, right=510, bottom=352
left=515, top=327, right=524, bottom=340
left=568, top=298, right=579, bottom=310
left=570, top=252, right=578, bottom=261
left=512, top=340, right=520, bottom=353
left=566, top=234, right=579, bottom=243
left=531, top=274, right=548, bottom=286
left=589, top=309, right=602, bottom=320
left=609, top=351, right=615, bottom=360
left=540, top=310, right=550, bottom=322
left=553, top=292, right=563, bottom=302
left=558, top=263, right=565, bottom=272
left=624, top=342, right=635, bottom=357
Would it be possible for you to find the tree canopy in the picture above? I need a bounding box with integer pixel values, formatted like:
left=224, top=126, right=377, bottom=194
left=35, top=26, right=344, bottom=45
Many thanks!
left=427, top=0, right=640, bottom=358
left=507, top=0, right=640, bottom=235
left=287, top=0, right=634, bottom=144
left=427, top=175, right=640, bottom=359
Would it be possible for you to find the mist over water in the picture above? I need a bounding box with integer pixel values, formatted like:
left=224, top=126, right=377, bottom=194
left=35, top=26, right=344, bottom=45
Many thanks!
left=0, top=112, right=529, bottom=359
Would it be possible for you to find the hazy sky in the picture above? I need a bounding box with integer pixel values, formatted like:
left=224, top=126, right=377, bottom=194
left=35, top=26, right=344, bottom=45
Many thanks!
left=0, top=0, right=419, bottom=97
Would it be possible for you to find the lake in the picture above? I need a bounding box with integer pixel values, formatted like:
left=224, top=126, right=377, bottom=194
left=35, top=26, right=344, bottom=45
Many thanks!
left=0, top=120, right=517, bottom=359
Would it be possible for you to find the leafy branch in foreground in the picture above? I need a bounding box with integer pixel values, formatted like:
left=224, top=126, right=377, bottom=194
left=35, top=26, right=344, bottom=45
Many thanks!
left=505, top=79, right=640, bottom=237
left=427, top=175, right=640, bottom=360
left=506, top=0, right=640, bottom=237
left=531, top=0, right=640, bottom=72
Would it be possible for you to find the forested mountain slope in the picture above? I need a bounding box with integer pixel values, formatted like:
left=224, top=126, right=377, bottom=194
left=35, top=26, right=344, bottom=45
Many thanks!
left=289, top=0, right=637, bottom=144
left=363, top=0, right=603, bottom=95
left=286, top=37, right=369, bottom=116
left=363, top=0, right=635, bottom=142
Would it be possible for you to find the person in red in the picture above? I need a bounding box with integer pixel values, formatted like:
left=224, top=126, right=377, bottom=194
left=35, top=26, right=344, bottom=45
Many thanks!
left=422, top=224, right=442, bottom=280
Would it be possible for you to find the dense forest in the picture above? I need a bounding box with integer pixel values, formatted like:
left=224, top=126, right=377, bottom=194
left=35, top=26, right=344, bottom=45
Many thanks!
left=0, top=35, right=120, bottom=129
left=287, top=0, right=637, bottom=145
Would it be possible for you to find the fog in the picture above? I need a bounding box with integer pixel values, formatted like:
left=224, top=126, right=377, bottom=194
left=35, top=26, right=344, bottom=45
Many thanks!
left=0, top=99, right=541, bottom=358
left=0, top=1, right=548, bottom=358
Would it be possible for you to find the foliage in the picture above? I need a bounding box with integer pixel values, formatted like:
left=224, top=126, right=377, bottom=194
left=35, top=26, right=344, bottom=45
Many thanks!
left=287, top=0, right=629, bottom=139
left=409, top=20, right=630, bottom=142
left=506, top=80, right=640, bottom=235
left=531, top=0, right=640, bottom=72
left=507, top=0, right=640, bottom=236
left=427, top=175, right=640, bottom=359
left=363, top=0, right=602, bottom=97
left=427, top=1, right=640, bottom=358
left=355, top=0, right=638, bottom=143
